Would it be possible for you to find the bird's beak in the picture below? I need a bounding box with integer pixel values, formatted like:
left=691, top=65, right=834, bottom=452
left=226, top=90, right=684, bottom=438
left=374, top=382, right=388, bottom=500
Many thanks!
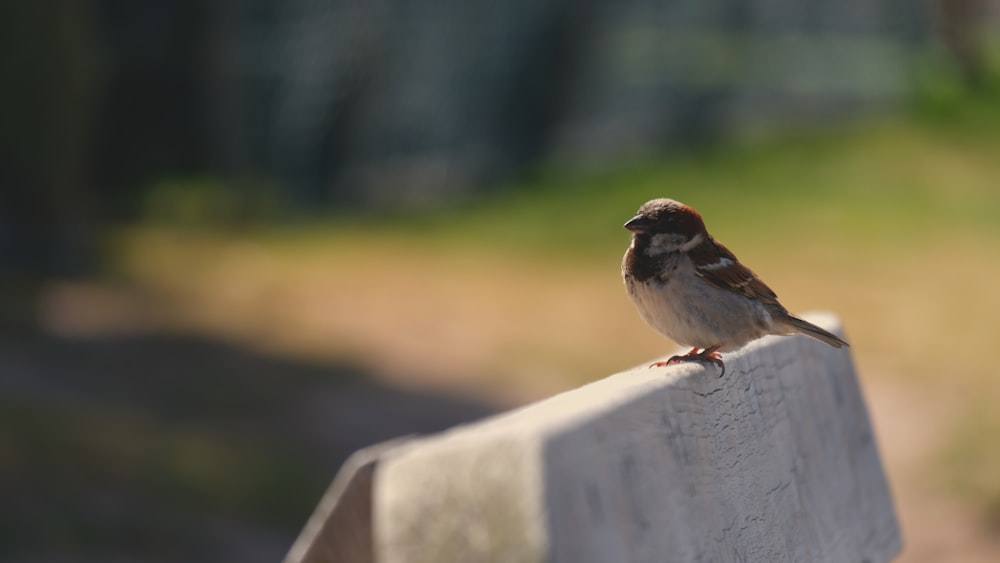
left=624, top=215, right=651, bottom=233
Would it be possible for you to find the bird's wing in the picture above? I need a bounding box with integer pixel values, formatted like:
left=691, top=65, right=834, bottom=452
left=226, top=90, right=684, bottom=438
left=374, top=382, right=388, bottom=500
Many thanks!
left=689, top=238, right=782, bottom=308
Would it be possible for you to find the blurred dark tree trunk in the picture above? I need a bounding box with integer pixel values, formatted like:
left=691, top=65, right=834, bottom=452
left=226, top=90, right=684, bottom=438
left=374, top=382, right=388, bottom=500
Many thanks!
left=938, top=0, right=989, bottom=89
left=0, top=2, right=100, bottom=279
left=90, top=0, right=214, bottom=217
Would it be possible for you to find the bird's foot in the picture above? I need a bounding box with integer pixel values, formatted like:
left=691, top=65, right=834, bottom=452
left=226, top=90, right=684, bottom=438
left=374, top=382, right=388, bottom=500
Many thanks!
left=649, top=347, right=699, bottom=368
left=650, top=346, right=725, bottom=377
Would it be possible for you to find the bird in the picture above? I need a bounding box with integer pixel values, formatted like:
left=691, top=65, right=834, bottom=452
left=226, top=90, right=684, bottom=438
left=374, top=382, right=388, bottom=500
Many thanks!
left=621, top=198, right=848, bottom=376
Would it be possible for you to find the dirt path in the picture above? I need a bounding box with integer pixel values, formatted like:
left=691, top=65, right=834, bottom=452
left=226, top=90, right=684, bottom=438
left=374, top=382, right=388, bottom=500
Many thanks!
left=862, top=377, right=1000, bottom=562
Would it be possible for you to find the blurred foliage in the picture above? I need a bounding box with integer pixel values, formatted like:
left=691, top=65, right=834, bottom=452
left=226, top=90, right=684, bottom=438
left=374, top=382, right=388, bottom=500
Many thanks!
left=136, top=70, right=1000, bottom=257
left=910, top=42, right=1000, bottom=122
left=128, top=46, right=1000, bottom=252
left=140, top=177, right=286, bottom=228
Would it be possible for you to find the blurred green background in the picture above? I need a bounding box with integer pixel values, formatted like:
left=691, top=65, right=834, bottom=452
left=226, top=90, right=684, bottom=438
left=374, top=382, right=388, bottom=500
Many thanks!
left=2, top=2, right=1000, bottom=562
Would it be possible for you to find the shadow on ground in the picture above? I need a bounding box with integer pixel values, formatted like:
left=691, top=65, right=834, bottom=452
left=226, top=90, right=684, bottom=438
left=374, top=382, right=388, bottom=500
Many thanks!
left=0, top=329, right=498, bottom=563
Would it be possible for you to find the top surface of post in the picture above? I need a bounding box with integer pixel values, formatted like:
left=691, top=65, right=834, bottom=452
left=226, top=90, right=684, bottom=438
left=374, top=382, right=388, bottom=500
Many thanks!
left=331, top=313, right=900, bottom=563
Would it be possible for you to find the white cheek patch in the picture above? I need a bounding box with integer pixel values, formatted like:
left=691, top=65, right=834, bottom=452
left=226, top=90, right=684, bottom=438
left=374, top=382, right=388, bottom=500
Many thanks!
left=646, top=232, right=701, bottom=256
left=678, top=233, right=704, bottom=252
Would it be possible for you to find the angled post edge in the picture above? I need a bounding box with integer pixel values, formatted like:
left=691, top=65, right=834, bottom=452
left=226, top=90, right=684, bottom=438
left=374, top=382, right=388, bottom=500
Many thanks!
left=284, top=437, right=415, bottom=563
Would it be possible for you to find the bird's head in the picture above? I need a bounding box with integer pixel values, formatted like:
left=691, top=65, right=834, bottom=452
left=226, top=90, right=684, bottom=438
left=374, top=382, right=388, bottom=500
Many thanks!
left=624, top=198, right=708, bottom=253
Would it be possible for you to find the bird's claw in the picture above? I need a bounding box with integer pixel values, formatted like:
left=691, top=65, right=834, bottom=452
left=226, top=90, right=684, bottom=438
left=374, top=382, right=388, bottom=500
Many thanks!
left=649, top=348, right=726, bottom=377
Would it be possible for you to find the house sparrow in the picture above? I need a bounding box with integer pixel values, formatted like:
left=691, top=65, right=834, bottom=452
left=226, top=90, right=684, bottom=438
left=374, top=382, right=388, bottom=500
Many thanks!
left=622, top=198, right=847, bottom=375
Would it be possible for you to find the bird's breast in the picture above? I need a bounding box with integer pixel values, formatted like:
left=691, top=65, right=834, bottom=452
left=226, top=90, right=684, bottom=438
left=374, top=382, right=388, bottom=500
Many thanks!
left=623, top=256, right=773, bottom=350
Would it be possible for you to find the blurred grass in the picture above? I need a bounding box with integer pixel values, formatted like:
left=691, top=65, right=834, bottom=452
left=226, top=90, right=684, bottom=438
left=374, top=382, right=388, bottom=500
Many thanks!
left=110, top=76, right=1000, bottom=528
left=6, top=398, right=317, bottom=513
left=151, top=107, right=1000, bottom=257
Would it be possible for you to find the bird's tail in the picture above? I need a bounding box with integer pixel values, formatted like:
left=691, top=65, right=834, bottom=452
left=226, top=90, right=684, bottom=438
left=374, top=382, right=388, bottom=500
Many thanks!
left=778, top=314, right=849, bottom=348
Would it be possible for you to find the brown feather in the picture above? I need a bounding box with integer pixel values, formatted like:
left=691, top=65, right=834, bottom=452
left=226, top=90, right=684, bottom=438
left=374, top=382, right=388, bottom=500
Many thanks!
left=688, top=237, right=781, bottom=308
left=778, top=314, right=850, bottom=348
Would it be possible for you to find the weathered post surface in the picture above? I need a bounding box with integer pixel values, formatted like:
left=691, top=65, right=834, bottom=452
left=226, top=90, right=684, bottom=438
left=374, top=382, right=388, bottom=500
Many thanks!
left=285, top=312, right=901, bottom=563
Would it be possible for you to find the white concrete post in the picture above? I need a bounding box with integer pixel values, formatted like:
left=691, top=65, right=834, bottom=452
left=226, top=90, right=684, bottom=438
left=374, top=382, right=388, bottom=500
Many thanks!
left=286, top=312, right=901, bottom=563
